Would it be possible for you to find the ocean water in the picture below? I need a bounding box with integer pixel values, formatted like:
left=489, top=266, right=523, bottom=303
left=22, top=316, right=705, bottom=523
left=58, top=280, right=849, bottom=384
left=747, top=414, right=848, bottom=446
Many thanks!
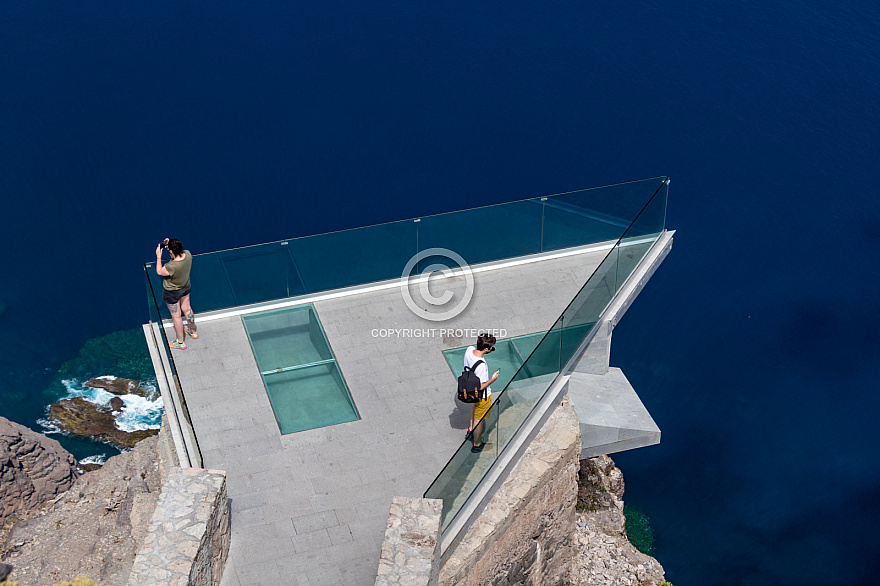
left=1, top=0, right=878, bottom=584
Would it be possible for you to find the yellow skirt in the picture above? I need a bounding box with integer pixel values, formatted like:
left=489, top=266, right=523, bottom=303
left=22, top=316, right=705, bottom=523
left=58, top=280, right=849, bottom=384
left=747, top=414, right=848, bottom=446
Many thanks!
left=473, top=397, right=492, bottom=420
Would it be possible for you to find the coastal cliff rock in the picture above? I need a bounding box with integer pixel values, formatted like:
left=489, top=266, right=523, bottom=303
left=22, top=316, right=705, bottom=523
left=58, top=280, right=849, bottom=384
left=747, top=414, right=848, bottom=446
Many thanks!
left=0, top=436, right=162, bottom=586
left=0, top=417, right=78, bottom=521
left=83, top=377, right=149, bottom=398
left=48, top=398, right=157, bottom=449
left=575, top=456, right=666, bottom=585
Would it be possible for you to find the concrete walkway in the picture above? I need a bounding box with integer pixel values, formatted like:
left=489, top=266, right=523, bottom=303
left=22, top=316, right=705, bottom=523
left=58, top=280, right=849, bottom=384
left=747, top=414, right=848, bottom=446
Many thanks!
left=169, top=248, right=607, bottom=586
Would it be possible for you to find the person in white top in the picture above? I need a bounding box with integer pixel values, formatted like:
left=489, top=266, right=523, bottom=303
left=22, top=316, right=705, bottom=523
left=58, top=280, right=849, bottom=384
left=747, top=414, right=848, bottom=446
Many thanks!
left=464, top=333, right=500, bottom=453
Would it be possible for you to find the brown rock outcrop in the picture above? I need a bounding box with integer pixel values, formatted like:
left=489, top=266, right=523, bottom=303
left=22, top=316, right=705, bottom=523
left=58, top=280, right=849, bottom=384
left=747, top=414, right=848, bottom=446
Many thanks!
left=0, top=417, right=78, bottom=521
left=48, top=398, right=157, bottom=449
left=83, top=378, right=149, bottom=398
left=0, top=436, right=162, bottom=586
left=574, top=455, right=666, bottom=585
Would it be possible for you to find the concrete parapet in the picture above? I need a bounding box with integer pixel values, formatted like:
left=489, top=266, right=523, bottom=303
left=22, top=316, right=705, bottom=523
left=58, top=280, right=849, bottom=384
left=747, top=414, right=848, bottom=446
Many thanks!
left=376, top=497, right=443, bottom=586
left=157, top=414, right=181, bottom=485
left=568, top=368, right=660, bottom=459
left=440, top=400, right=580, bottom=586
left=127, top=467, right=229, bottom=586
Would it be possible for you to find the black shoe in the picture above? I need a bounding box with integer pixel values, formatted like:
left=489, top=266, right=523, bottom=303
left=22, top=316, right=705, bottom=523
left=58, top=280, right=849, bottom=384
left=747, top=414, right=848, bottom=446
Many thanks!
left=471, top=442, right=485, bottom=453
left=465, top=429, right=472, bottom=441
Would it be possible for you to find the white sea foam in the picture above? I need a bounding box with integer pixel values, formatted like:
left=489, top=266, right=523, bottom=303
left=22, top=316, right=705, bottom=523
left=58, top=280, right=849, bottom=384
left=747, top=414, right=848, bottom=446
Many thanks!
left=37, top=417, right=61, bottom=434
left=79, top=453, right=107, bottom=466
left=140, top=380, right=158, bottom=396
left=115, top=394, right=164, bottom=432
left=57, top=376, right=163, bottom=432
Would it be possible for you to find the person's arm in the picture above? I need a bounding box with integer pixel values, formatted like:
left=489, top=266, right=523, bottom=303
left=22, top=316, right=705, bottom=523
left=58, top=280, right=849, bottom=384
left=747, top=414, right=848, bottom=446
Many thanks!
left=479, top=365, right=499, bottom=390
left=155, top=242, right=171, bottom=277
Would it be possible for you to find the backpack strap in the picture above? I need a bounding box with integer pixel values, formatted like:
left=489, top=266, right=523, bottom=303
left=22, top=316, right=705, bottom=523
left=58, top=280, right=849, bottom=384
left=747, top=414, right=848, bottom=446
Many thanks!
left=473, top=360, right=484, bottom=371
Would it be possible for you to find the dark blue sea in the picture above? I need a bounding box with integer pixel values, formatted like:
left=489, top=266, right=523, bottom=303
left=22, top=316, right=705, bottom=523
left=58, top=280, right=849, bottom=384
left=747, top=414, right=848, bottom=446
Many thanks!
left=1, top=0, right=878, bottom=583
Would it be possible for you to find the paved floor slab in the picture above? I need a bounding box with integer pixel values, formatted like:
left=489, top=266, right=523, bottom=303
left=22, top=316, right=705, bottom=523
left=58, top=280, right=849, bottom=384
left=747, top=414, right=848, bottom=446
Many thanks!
left=169, top=247, right=608, bottom=586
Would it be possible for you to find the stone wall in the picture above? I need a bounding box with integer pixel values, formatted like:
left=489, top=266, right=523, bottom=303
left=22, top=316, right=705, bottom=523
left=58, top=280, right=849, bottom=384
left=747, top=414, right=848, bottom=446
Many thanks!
left=439, top=399, right=581, bottom=586
left=375, top=497, right=443, bottom=586
left=127, top=467, right=229, bottom=586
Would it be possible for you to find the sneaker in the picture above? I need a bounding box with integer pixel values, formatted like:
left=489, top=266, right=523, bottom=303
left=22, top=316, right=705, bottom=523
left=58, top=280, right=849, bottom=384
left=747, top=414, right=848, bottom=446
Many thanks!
left=465, top=429, right=472, bottom=441
left=168, top=339, right=187, bottom=350
left=186, top=329, right=199, bottom=340
left=471, top=442, right=486, bottom=453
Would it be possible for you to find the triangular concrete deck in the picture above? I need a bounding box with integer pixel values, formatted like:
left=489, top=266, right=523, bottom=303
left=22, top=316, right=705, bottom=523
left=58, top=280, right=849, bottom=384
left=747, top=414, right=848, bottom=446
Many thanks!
left=567, top=367, right=660, bottom=459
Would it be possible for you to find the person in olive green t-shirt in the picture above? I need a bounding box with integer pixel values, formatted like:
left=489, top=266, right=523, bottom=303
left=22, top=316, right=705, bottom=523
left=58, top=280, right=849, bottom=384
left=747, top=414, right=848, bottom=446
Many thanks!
left=155, top=238, right=197, bottom=350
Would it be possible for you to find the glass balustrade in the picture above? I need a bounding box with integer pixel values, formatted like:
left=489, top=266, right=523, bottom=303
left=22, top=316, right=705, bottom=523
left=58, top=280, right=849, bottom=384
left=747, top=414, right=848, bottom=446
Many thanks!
left=144, top=176, right=669, bottom=510
left=423, top=178, right=668, bottom=530
left=145, top=177, right=668, bottom=322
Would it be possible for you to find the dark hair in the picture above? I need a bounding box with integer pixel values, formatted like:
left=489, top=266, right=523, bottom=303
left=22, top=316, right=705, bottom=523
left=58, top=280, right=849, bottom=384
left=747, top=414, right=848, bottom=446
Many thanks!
left=167, top=238, right=184, bottom=256
left=476, top=333, right=497, bottom=351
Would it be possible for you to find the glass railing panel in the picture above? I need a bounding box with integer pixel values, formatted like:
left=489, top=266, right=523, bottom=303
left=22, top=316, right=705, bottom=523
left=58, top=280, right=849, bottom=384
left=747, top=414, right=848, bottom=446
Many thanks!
left=184, top=253, right=239, bottom=312
left=569, top=250, right=620, bottom=323
left=540, top=177, right=666, bottom=252
left=625, top=179, right=668, bottom=239
left=425, top=405, right=501, bottom=528
left=286, top=219, right=417, bottom=293
left=145, top=178, right=667, bottom=316
left=426, top=318, right=564, bottom=530
left=493, top=318, right=565, bottom=451
left=146, top=269, right=162, bottom=325
left=493, top=321, right=564, bottom=450
left=417, top=199, right=543, bottom=267
left=213, top=243, right=306, bottom=307
left=144, top=267, right=179, bottom=377
left=557, top=181, right=668, bottom=359
left=145, top=266, right=171, bottom=321
left=423, top=429, right=495, bottom=526
left=424, top=178, right=670, bottom=533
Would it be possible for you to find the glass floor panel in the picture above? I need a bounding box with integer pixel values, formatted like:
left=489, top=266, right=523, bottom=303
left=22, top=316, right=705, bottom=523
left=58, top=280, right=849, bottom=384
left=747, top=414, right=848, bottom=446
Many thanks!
left=442, top=325, right=595, bottom=390
left=243, top=304, right=358, bottom=434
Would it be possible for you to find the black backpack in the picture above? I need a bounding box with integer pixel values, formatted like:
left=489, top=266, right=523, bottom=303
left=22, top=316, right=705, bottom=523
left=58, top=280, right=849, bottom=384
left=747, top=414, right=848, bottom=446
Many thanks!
left=457, top=360, right=485, bottom=403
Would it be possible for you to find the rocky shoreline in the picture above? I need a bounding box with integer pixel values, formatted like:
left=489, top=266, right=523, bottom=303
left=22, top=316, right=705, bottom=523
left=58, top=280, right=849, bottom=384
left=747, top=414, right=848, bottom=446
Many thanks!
left=0, top=418, right=79, bottom=522
left=0, top=434, right=162, bottom=586
left=48, top=397, right=158, bottom=450
left=45, top=377, right=160, bottom=451
left=1, top=415, right=668, bottom=585
left=575, top=456, right=668, bottom=585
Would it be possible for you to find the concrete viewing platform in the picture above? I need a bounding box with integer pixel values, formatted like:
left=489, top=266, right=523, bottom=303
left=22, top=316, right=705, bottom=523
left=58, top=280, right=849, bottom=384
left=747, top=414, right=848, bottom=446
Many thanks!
left=156, top=241, right=662, bottom=586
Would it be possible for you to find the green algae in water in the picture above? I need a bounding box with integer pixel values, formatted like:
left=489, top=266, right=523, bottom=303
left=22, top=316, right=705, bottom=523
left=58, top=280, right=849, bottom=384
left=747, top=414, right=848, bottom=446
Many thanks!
left=624, top=506, right=655, bottom=554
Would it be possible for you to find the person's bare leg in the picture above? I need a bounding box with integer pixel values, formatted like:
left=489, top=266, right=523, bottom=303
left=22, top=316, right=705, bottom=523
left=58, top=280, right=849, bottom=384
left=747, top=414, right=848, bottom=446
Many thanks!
left=167, top=301, right=185, bottom=342
left=470, top=405, right=477, bottom=436
left=472, top=418, right=484, bottom=448
left=180, top=294, right=196, bottom=336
